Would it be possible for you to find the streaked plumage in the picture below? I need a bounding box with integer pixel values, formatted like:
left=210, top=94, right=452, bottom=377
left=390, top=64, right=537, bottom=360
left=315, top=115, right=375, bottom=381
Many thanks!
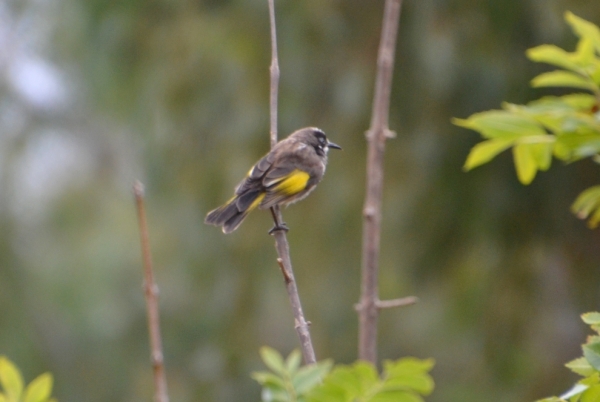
left=205, top=127, right=341, bottom=233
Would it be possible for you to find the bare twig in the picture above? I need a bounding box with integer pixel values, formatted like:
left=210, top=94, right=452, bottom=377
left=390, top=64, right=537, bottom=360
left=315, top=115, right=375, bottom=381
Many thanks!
left=133, top=181, right=170, bottom=402
left=267, top=0, right=316, bottom=365
left=376, top=296, right=418, bottom=309
left=357, top=0, right=403, bottom=365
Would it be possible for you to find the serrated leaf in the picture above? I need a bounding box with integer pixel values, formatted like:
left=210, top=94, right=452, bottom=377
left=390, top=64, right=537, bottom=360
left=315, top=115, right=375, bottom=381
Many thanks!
left=567, top=357, right=597, bottom=377
left=561, top=384, right=589, bottom=399
left=463, top=138, right=514, bottom=171
left=581, top=384, right=600, bottom=402
left=583, top=313, right=600, bottom=326
left=566, top=12, right=600, bottom=54
left=453, top=111, right=546, bottom=139
left=584, top=343, right=600, bottom=371
left=260, top=347, right=287, bottom=376
left=531, top=71, right=595, bottom=91
left=513, top=144, right=538, bottom=184
left=24, top=373, right=53, bottom=402
left=527, top=45, right=581, bottom=72
left=0, top=356, right=24, bottom=401
left=292, top=360, right=332, bottom=395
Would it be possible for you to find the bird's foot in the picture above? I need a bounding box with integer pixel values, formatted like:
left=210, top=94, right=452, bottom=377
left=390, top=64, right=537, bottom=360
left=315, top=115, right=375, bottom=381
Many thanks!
left=268, top=222, right=290, bottom=235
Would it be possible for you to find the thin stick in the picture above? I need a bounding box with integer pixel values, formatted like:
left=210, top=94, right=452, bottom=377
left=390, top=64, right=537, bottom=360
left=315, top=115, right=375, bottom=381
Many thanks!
left=133, top=181, right=170, bottom=402
left=267, top=0, right=316, bottom=365
left=268, top=0, right=279, bottom=149
left=358, top=0, right=403, bottom=365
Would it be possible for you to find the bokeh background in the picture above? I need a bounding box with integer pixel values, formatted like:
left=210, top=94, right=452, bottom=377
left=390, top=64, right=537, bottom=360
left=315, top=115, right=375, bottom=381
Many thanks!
left=2, top=0, right=600, bottom=401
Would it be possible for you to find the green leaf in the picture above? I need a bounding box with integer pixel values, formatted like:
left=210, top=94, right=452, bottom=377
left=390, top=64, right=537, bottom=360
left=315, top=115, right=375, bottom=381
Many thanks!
left=24, top=373, right=53, bottom=402
left=370, top=390, right=423, bottom=402
left=453, top=111, right=546, bottom=139
left=261, top=386, right=291, bottom=402
left=513, top=144, right=538, bottom=184
left=531, top=71, right=595, bottom=91
left=252, top=371, right=287, bottom=390
left=260, top=347, right=287, bottom=376
left=527, top=45, right=581, bottom=72
left=0, top=357, right=24, bottom=401
left=583, top=313, right=600, bottom=326
left=285, top=350, right=302, bottom=377
left=353, top=361, right=379, bottom=394
left=581, top=384, right=600, bottom=402
left=566, top=357, right=597, bottom=377
left=566, top=11, right=600, bottom=54
left=535, top=398, right=566, bottom=402
left=528, top=142, right=553, bottom=171
left=584, top=343, right=600, bottom=371
left=463, top=138, right=514, bottom=171
left=572, top=186, right=600, bottom=228
left=0, top=393, right=7, bottom=402
left=382, top=358, right=435, bottom=396
left=573, top=37, right=597, bottom=68
left=292, top=360, right=332, bottom=395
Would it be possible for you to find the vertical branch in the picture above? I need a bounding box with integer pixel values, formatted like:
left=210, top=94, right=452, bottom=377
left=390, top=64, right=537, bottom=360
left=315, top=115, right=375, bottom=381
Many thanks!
left=133, top=181, right=170, bottom=402
left=358, top=0, right=403, bottom=364
left=267, top=0, right=316, bottom=365
left=268, top=0, right=279, bottom=148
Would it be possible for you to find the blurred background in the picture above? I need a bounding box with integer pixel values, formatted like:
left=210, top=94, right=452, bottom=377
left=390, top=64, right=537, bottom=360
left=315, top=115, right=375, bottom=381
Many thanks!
left=1, top=0, right=600, bottom=400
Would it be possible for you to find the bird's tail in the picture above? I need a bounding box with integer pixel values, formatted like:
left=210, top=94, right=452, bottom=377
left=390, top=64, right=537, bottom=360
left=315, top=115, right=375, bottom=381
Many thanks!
left=205, top=190, right=265, bottom=233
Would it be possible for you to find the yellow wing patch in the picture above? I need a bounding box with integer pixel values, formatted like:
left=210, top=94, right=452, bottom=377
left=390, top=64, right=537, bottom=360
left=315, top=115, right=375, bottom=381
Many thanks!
left=272, top=170, right=310, bottom=196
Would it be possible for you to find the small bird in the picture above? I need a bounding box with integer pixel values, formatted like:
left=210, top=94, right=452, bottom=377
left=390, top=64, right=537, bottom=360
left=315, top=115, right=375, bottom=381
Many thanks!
left=205, top=127, right=341, bottom=234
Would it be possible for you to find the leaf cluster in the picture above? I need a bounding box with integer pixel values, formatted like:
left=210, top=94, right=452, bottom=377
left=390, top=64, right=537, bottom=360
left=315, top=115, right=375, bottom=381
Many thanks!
left=0, top=357, right=56, bottom=402
left=252, top=347, right=434, bottom=402
left=454, top=12, right=600, bottom=227
left=537, top=312, right=600, bottom=402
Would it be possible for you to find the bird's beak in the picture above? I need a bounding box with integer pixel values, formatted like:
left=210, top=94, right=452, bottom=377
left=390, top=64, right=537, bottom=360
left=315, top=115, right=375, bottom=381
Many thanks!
left=327, top=141, right=342, bottom=150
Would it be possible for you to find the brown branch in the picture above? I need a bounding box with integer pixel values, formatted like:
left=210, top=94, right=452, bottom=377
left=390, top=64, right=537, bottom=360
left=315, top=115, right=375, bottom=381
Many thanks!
left=133, top=181, right=170, bottom=402
left=267, top=0, right=316, bottom=365
left=376, top=296, right=418, bottom=309
left=358, top=0, right=403, bottom=365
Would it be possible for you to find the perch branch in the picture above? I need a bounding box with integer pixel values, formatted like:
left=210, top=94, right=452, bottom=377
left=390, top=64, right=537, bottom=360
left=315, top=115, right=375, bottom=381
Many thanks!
left=267, top=0, right=316, bottom=365
left=358, top=0, right=403, bottom=365
left=133, top=181, right=170, bottom=402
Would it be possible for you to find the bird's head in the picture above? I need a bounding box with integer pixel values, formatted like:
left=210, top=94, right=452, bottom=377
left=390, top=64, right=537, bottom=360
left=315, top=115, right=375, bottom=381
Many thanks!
left=292, top=127, right=342, bottom=156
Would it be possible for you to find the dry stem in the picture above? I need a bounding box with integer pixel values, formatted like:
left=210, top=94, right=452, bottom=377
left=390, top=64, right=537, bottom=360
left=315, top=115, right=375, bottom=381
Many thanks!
left=358, top=0, right=404, bottom=365
left=267, top=0, right=316, bottom=365
left=134, top=181, right=170, bottom=402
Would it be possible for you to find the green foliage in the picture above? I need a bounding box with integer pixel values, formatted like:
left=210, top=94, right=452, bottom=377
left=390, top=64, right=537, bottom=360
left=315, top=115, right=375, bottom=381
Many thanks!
left=454, top=11, right=600, bottom=227
left=252, top=347, right=333, bottom=402
left=252, top=348, right=434, bottom=402
left=0, top=356, right=56, bottom=402
left=536, top=312, right=600, bottom=402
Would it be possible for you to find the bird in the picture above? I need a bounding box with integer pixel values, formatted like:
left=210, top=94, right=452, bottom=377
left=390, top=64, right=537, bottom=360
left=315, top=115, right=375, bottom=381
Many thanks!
left=205, top=127, right=341, bottom=234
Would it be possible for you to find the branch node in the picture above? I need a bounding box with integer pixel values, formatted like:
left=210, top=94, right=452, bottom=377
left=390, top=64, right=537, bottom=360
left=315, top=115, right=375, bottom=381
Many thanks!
left=363, top=206, right=376, bottom=218
left=385, top=129, right=397, bottom=139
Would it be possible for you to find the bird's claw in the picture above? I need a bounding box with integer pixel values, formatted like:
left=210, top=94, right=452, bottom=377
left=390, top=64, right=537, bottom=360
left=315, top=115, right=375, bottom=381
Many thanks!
left=268, top=222, right=290, bottom=235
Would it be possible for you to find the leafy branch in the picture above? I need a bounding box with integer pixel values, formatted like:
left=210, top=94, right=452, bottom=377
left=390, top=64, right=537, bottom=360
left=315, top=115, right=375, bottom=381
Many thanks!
left=454, top=11, right=600, bottom=228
